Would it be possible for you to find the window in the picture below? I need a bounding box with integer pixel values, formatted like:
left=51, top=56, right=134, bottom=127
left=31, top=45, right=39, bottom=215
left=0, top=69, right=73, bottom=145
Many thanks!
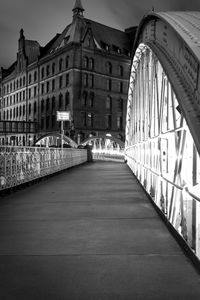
left=106, top=62, right=112, bottom=74
left=65, top=56, right=69, bottom=68
left=52, top=63, right=55, bottom=74
left=52, top=96, right=55, bottom=111
left=41, top=83, right=44, bottom=95
left=29, top=88, right=31, bottom=99
left=106, top=96, right=112, bottom=110
left=81, top=112, right=87, bottom=126
left=119, top=81, right=123, bottom=93
left=34, top=71, right=37, bottom=82
left=65, top=92, right=69, bottom=108
left=87, top=112, right=94, bottom=127
left=23, top=76, right=26, bottom=86
left=52, top=79, right=55, bottom=91
left=41, top=67, right=44, bottom=79
left=41, top=99, right=44, bottom=112
left=23, top=90, right=25, bottom=100
left=34, top=86, right=37, bottom=97
left=20, top=78, right=22, bottom=87
left=34, top=102, right=37, bottom=114
left=83, top=74, right=88, bottom=87
left=117, top=116, right=123, bottom=130
left=46, top=65, right=50, bottom=77
left=89, top=74, right=94, bottom=88
left=117, top=98, right=123, bottom=111
left=107, top=79, right=112, bottom=91
left=89, top=58, right=94, bottom=70
left=59, top=94, right=63, bottom=109
left=84, top=56, right=88, bottom=68
left=87, top=38, right=91, bottom=48
left=46, top=98, right=50, bottom=111
left=119, top=66, right=123, bottom=77
left=29, top=103, right=31, bottom=115
left=59, top=58, right=63, bottom=72
left=89, top=93, right=94, bottom=107
left=41, top=118, right=44, bottom=129
left=46, top=116, right=50, bottom=129
left=59, top=76, right=63, bottom=88
left=52, top=115, right=56, bottom=128
left=82, top=91, right=87, bottom=106
left=66, top=74, right=69, bottom=86
left=46, top=81, right=49, bottom=93
left=29, top=74, right=32, bottom=84
left=105, top=115, right=112, bottom=129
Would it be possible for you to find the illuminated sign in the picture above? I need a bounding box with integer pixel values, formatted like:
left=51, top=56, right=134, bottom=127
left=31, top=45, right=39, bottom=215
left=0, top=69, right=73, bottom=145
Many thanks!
left=56, top=111, right=71, bottom=121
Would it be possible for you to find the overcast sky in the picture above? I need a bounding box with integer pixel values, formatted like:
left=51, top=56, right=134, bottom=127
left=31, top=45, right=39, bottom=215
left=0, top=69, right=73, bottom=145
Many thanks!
left=1, top=0, right=200, bottom=68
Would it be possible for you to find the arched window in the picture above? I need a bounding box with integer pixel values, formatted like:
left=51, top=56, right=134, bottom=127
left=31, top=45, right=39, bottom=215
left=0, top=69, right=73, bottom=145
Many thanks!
left=20, top=78, right=22, bottom=87
left=84, top=56, right=88, bottom=68
left=59, top=58, right=63, bottom=72
left=89, top=58, right=94, bottom=70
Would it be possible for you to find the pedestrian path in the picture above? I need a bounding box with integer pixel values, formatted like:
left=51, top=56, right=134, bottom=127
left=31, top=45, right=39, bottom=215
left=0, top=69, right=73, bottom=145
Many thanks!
left=0, top=161, right=200, bottom=299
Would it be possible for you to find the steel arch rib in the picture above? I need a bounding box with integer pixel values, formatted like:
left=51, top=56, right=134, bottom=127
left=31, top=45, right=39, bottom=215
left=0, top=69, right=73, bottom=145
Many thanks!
left=126, top=12, right=200, bottom=261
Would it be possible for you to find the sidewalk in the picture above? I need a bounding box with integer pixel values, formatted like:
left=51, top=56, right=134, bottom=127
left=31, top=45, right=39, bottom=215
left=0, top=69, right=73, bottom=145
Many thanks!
left=0, top=161, right=200, bottom=299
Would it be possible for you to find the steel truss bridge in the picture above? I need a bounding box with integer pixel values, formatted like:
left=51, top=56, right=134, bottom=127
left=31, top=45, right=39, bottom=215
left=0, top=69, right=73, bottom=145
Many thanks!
left=125, top=12, right=200, bottom=260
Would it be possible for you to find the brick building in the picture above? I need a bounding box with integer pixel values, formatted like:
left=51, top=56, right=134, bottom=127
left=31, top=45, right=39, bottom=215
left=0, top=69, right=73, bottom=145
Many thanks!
left=0, top=0, right=136, bottom=146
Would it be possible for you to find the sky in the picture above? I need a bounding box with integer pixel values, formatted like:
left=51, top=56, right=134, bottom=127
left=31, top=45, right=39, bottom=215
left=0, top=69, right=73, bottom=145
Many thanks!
left=1, top=0, right=200, bottom=68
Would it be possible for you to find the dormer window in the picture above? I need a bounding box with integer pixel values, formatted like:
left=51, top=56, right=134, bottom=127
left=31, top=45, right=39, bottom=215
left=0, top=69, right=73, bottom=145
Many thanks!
left=101, top=41, right=109, bottom=51
left=87, top=38, right=91, bottom=48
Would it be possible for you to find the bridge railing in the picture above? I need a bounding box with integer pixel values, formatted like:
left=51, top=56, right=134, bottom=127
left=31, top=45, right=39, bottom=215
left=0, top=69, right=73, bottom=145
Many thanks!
left=0, top=146, right=87, bottom=191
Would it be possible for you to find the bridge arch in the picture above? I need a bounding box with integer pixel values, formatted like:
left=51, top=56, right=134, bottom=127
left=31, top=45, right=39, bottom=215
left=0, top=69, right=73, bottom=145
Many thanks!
left=81, top=134, right=124, bottom=161
left=126, top=12, right=200, bottom=259
left=34, top=133, right=78, bottom=148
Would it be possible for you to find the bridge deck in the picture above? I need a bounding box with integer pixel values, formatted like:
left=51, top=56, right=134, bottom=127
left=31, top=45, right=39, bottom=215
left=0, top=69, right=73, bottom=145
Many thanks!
left=0, top=161, right=200, bottom=299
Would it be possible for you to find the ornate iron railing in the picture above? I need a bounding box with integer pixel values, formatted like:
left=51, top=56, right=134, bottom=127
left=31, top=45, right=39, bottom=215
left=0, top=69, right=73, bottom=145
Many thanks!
left=0, top=146, right=87, bottom=191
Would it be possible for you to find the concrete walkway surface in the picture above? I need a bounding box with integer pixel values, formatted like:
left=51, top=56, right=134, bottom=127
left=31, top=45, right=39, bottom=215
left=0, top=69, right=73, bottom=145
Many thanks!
left=0, top=161, right=200, bottom=299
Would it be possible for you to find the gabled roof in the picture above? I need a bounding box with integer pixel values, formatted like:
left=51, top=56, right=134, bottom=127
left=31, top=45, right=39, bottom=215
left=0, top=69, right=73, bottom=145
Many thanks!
left=85, top=18, right=132, bottom=52
left=43, top=16, right=132, bottom=56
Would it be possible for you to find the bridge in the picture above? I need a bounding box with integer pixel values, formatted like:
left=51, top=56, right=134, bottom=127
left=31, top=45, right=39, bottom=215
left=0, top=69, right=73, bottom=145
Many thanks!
left=1, top=11, right=200, bottom=299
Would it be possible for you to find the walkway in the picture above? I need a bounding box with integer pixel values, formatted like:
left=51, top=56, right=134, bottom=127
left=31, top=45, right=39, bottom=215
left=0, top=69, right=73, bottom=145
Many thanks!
left=0, top=161, right=200, bottom=299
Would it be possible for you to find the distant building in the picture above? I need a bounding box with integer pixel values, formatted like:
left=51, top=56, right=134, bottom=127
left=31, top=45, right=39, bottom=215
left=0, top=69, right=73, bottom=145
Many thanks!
left=0, top=0, right=137, bottom=146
